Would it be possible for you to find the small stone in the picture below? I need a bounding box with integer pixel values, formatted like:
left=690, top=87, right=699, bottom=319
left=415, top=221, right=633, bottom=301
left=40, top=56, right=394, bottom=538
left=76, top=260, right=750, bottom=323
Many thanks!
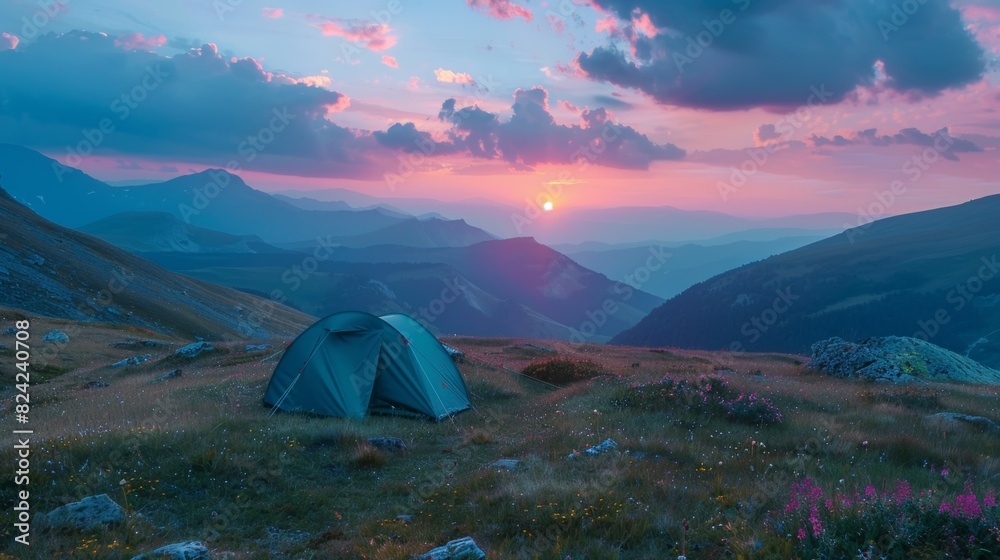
left=584, top=438, right=619, bottom=456
left=489, top=459, right=520, bottom=470
left=130, top=541, right=210, bottom=560
left=175, top=341, right=214, bottom=358
left=155, top=369, right=183, bottom=382
left=42, top=330, right=70, bottom=343
left=244, top=344, right=273, bottom=352
left=367, top=437, right=406, bottom=451
left=442, top=344, right=465, bottom=363
left=396, top=514, right=414, bottom=523
left=84, top=381, right=110, bottom=389
left=416, top=536, right=486, bottom=560
left=111, top=354, right=151, bottom=368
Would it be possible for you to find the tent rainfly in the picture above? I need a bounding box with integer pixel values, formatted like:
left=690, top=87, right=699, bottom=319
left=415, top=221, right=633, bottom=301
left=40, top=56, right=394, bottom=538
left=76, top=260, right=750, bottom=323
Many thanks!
left=263, top=311, right=472, bottom=420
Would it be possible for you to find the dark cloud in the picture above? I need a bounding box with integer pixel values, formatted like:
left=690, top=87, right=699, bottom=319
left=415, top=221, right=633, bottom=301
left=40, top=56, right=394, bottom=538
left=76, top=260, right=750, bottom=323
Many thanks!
left=754, top=124, right=781, bottom=144
left=0, top=31, right=683, bottom=178
left=578, top=0, right=986, bottom=110
left=373, top=122, right=459, bottom=155
left=0, top=31, right=383, bottom=179
left=810, top=128, right=982, bottom=161
left=425, top=87, right=684, bottom=169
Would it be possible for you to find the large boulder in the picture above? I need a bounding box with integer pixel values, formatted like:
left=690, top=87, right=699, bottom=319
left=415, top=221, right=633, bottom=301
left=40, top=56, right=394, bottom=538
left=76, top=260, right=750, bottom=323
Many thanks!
left=44, top=494, right=125, bottom=530
left=926, top=412, right=1000, bottom=434
left=810, top=336, right=1000, bottom=384
left=416, top=536, right=486, bottom=560
left=130, top=541, right=210, bottom=560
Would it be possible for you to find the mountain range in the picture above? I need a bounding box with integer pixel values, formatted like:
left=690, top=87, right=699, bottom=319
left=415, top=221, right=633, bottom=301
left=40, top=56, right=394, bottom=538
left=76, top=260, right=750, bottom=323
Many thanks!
left=613, top=195, right=1000, bottom=368
left=142, top=237, right=664, bottom=341
left=0, top=144, right=495, bottom=247
left=0, top=186, right=310, bottom=340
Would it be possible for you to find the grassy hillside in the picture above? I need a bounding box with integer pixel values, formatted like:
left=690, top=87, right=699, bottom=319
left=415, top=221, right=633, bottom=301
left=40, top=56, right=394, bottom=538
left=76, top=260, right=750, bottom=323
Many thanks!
left=1, top=314, right=998, bottom=559
left=613, top=195, right=1000, bottom=369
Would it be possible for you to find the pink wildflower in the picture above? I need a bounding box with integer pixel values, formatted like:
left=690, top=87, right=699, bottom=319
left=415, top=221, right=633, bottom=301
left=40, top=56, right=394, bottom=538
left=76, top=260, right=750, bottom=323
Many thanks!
left=892, top=480, right=912, bottom=503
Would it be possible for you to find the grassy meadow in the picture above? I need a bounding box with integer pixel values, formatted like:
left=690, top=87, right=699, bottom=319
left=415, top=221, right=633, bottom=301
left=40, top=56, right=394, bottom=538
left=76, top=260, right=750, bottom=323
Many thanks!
left=1, top=319, right=999, bottom=559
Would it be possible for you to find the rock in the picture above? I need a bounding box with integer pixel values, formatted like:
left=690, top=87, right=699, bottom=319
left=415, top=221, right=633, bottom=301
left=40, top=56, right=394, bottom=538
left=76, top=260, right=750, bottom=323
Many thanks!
left=442, top=344, right=465, bottom=363
left=585, top=438, right=618, bottom=455
left=44, top=494, right=125, bottom=530
left=244, top=344, right=273, bottom=352
left=810, top=336, right=1000, bottom=384
left=1, top=327, right=17, bottom=336
left=489, top=459, right=520, bottom=470
left=155, top=369, right=183, bottom=382
left=523, top=343, right=556, bottom=353
left=926, top=412, right=1000, bottom=434
left=396, top=514, right=414, bottom=523
left=568, top=438, right=619, bottom=459
left=416, top=536, right=486, bottom=560
left=175, top=341, right=214, bottom=358
left=111, top=354, right=151, bottom=368
left=367, top=437, right=407, bottom=451
left=84, top=381, right=110, bottom=389
left=112, top=339, right=172, bottom=349
left=42, top=329, right=70, bottom=343
left=130, top=541, right=210, bottom=560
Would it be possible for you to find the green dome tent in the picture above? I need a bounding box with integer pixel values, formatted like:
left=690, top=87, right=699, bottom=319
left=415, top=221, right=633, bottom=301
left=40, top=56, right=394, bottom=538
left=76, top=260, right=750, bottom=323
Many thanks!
left=263, top=311, right=472, bottom=420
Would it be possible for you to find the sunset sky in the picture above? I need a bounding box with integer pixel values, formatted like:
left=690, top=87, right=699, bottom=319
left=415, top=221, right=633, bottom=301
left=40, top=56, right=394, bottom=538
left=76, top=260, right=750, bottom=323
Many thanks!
left=1, top=0, right=998, bottom=217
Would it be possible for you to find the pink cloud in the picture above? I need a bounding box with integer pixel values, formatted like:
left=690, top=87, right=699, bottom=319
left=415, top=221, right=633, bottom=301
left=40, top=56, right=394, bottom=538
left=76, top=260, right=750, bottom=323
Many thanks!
left=434, top=68, right=475, bottom=85
left=961, top=3, right=1000, bottom=50
left=262, top=7, right=283, bottom=19
left=546, top=13, right=566, bottom=35
left=467, top=0, right=533, bottom=22
left=406, top=76, right=421, bottom=90
left=309, top=16, right=397, bottom=51
left=296, top=75, right=332, bottom=88
left=595, top=16, right=618, bottom=34
left=114, top=33, right=166, bottom=51
left=631, top=12, right=658, bottom=37
left=0, top=32, right=18, bottom=51
left=382, top=55, right=399, bottom=68
left=559, top=100, right=580, bottom=113
left=324, top=95, right=351, bottom=114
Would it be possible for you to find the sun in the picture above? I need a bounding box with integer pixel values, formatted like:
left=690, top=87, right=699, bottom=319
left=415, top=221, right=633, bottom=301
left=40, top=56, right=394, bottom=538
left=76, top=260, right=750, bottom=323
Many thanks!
left=543, top=201, right=554, bottom=212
